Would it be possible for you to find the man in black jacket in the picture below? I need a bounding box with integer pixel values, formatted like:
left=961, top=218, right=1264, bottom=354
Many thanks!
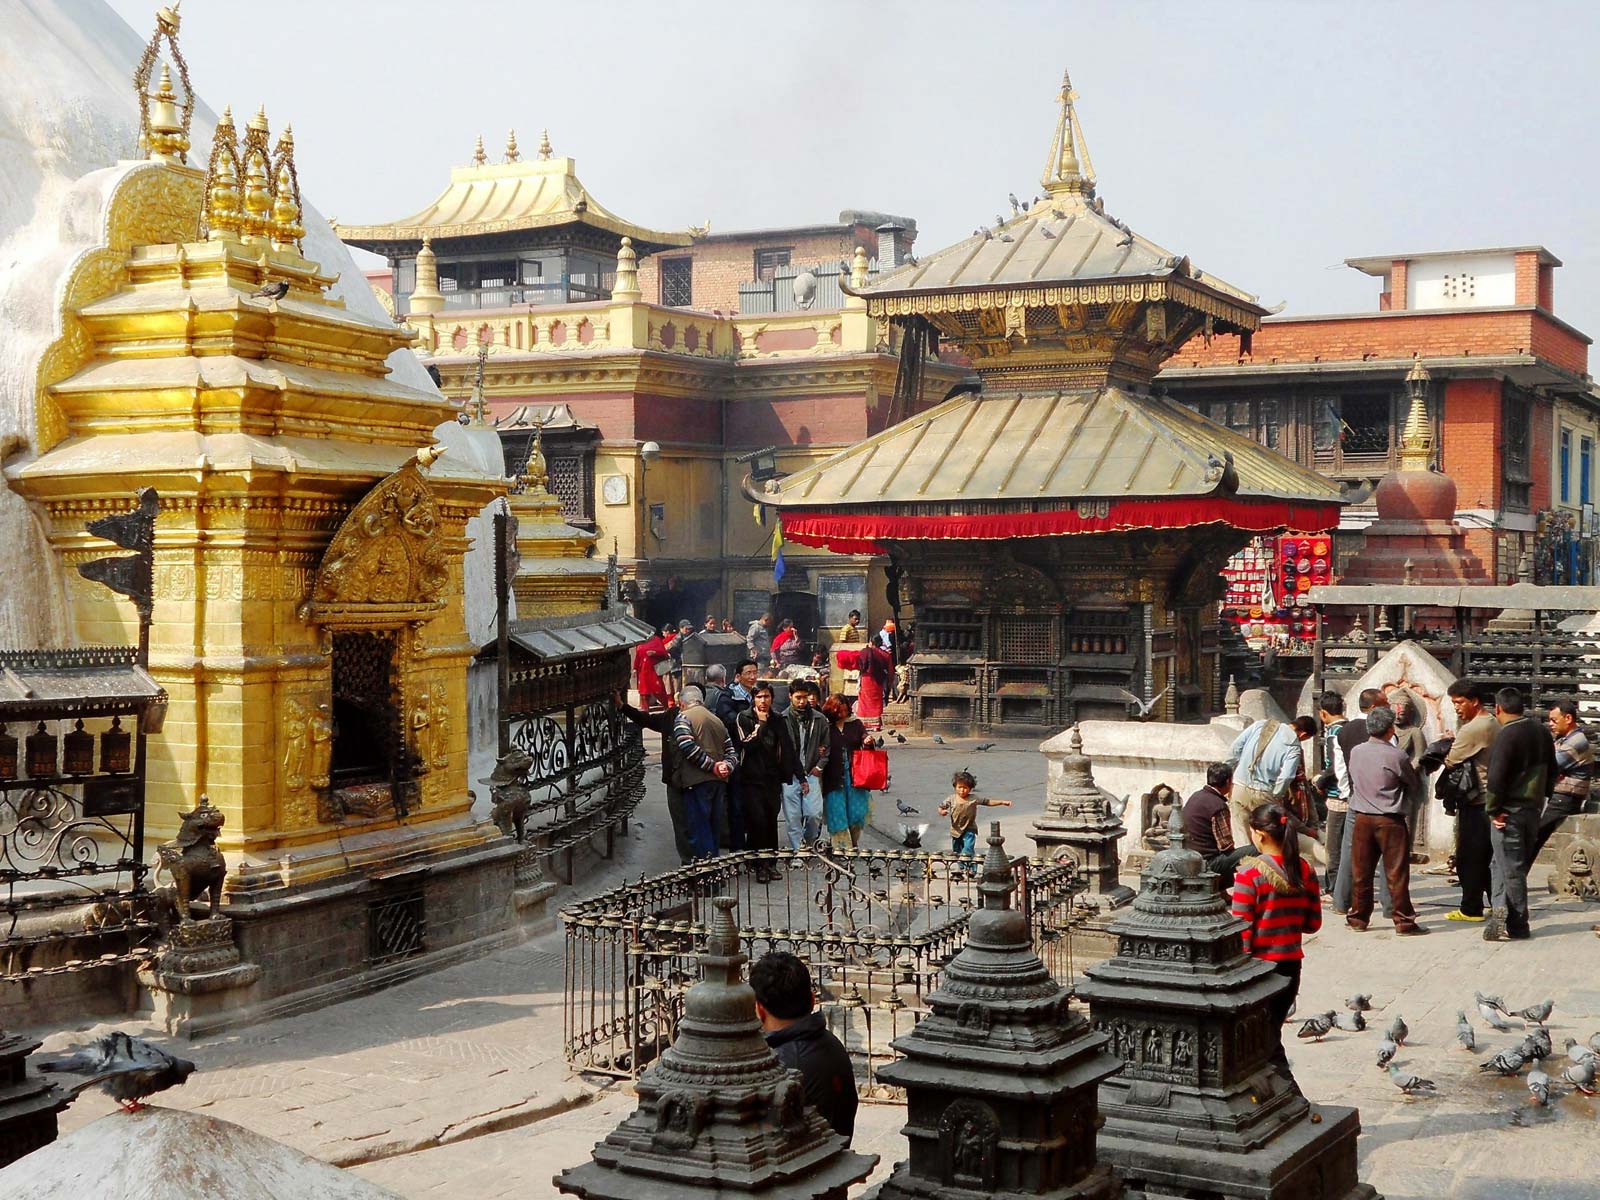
left=614, top=690, right=691, bottom=864
left=750, top=951, right=857, bottom=1142
left=1483, top=687, right=1559, bottom=941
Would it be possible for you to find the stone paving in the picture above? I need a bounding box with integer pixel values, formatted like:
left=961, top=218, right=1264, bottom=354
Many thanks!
left=30, top=732, right=1600, bottom=1198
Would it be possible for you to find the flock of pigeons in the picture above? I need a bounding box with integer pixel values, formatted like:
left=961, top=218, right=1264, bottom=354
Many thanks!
left=1295, top=992, right=1599, bottom=1107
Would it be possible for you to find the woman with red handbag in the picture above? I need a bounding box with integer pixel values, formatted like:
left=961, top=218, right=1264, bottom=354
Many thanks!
left=819, top=695, right=882, bottom=848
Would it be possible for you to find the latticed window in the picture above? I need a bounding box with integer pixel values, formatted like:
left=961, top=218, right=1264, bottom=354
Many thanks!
left=548, top=454, right=587, bottom=522
left=996, top=615, right=1052, bottom=664
left=660, top=258, right=693, bottom=307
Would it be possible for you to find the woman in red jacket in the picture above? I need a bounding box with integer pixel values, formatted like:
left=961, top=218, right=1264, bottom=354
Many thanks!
left=633, top=628, right=672, bottom=711
left=1230, top=802, right=1320, bottom=1070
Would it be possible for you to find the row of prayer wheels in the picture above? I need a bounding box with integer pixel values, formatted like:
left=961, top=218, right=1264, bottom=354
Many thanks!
left=0, top=718, right=133, bottom=781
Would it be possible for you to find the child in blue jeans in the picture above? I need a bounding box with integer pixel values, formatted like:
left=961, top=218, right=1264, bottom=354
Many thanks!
left=937, top=770, right=1012, bottom=857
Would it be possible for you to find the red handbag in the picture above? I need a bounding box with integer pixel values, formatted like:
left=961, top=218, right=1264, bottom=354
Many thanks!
left=850, top=747, right=890, bottom=791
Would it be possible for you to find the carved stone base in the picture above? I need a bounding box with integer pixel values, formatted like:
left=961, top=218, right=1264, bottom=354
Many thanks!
left=1545, top=813, right=1600, bottom=902
left=514, top=844, right=558, bottom=932
left=138, top=916, right=261, bottom=1036
left=0, top=1032, right=66, bottom=1169
left=1030, top=822, right=1135, bottom=910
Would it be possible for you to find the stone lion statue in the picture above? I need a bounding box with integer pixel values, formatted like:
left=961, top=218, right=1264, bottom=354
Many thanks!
left=155, top=796, right=227, bottom=923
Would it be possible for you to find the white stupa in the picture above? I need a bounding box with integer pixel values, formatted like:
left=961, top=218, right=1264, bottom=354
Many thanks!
left=0, top=0, right=439, bottom=650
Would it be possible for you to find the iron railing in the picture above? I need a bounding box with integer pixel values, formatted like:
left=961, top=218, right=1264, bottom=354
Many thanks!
left=561, top=846, right=1085, bottom=1100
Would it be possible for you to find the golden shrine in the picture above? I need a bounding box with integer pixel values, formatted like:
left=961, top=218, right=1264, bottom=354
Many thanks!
left=757, top=73, right=1344, bottom=733
left=2, top=9, right=519, bottom=1025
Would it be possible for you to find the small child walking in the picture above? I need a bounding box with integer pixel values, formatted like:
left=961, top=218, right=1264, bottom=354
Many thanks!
left=1230, top=801, right=1321, bottom=1071
left=937, top=770, right=1013, bottom=857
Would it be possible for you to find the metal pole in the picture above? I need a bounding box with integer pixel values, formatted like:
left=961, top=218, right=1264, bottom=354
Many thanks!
left=495, top=506, right=511, bottom=758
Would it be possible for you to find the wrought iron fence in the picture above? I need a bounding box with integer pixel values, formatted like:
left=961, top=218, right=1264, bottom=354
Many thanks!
left=561, top=846, right=1085, bottom=1100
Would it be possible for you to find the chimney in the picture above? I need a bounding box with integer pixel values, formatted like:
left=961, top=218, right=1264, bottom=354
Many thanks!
left=876, top=223, right=907, bottom=269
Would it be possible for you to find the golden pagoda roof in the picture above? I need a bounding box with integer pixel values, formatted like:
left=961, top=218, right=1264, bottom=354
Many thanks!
left=335, top=135, right=691, bottom=253
left=759, top=385, right=1343, bottom=509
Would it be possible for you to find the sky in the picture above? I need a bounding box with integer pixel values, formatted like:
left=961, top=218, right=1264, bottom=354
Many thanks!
left=105, top=0, right=1600, bottom=336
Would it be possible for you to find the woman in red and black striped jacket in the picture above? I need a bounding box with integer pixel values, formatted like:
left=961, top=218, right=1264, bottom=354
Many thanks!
left=1231, top=802, right=1321, bottom=1066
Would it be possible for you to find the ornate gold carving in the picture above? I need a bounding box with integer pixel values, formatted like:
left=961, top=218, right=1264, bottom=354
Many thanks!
left=309, top=461, right=447, bottom=618
left=431, top=686, right=450, bottom=771
left=411, top=688, right=434, bottom=770
left=134, top=4, right=195, bottom=164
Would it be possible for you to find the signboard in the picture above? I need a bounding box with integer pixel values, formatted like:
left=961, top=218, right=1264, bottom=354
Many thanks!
left=818, top=573, right=868, bottom=632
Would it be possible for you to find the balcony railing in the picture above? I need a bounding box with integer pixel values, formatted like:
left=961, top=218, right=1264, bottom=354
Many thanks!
left=398, top=276, right=616, bottom=314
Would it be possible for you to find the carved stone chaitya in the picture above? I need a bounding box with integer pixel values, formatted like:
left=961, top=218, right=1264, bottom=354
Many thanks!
left=868, top=823, right=1123, bottom=1200
left=1029, top=726, right=1133, bottom=910
left=557, top=896, right=875, bottom=1200
left=1076, top=810, right=1380, bottom=1200
left=0, top=1028, right=66, bottom=1168
left=1546, top=816, right=1600, bottom=902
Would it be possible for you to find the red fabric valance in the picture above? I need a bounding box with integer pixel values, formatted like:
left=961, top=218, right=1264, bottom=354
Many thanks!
left=779, top=497, right=1341, bottom=555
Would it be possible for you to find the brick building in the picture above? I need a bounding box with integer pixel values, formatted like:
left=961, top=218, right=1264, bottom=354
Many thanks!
left=1158, top=246, right=1598, bottom=581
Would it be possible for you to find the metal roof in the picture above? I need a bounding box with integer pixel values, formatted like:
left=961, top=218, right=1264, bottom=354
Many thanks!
left=504, top=614, right=654, bottom=662
left=761, top=385, right=1343, bottom=509
left=0, top=648, right=165, bottom=716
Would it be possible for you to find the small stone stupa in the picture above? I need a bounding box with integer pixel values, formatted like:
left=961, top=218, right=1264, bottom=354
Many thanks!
left=869, top=823, right=1124, bottom=1200
left=1030, top=725, right=1133, bottom=910
left=556, top=896, right=875, bottom=1200
left=1076, top=810, right=1379, bottom=1200
left=0, top=1028, right=66, bottom=1167
left=1339, top=356, right=1487, bottom=586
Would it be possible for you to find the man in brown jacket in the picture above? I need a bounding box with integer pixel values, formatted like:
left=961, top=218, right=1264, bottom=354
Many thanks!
left=1443, top=680, right=1498, bottom=922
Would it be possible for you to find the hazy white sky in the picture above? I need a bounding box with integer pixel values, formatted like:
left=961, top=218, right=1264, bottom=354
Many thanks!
left=106, top=0, right=1600, bottom=337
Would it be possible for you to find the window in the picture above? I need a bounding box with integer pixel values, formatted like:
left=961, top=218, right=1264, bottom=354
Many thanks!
left=660, top=258, right=693, bottom=307
left=1582, top=437, right=1593, bottom=507
left=754, top=247, right=792, bottom=282
left=1502, top=387, right=1533, bottom=512
left=1560, top=428, right=1572, bottom=504
left=1337, top=394, right=1391, bottom=456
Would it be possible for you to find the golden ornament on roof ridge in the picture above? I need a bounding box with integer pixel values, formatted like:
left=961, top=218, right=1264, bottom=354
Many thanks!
left=472, top=134, right=487, bottom=165
left=135, top=1, right=194, bottom=163
left=538, top=129, right=553, bottom=159
left=504, top=129, right=520, bottom=162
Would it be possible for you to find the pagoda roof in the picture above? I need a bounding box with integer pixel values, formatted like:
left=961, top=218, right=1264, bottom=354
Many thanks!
left=336, top=133, right=690, bottom=255
left=760, top=384, right=1343, bottom=511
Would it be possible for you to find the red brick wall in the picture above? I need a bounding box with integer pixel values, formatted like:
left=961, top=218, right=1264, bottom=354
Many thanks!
left=1166, top=308, right=1588, bottom=376
left=1514, top=252, right=1541, bottom=306
left=1538, top=264, right=1555, bottom=311
left=1438, top=378, right=1503, bottom=511
left=1389, top=260, right=1408, bottom=311
left=637, top=227, right=884, bottom=313
left=1529, top=394, right=1554, bottom=513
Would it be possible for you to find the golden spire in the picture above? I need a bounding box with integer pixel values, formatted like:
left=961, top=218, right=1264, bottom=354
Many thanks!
left=1040, top=68, right=1095, bottom=201
left=504, top=129, right=520, bottom=162
left=240, top=106, right=274, bottom=244
left=610, top=236, right=641, bottom=301
left=411, top=235, right=446, bottom=314
left=472, top=134, right=487, bottom=165
left=135, top=1, right=194, bottom=163
left=1399, top=353, right=1433, bottom=471
left=203, top=106, right=241, bottom=240
left=522, top=419, right=550, bottom=494
left=850, top=245, right=870, bottom=290
left=538, top=129, right=553, bottom=160
left=271, top=163, right=305, bottom=250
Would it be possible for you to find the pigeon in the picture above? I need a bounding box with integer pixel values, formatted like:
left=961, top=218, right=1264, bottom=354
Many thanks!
left=1479, top=1002, right=1522, bottom=1031
left=1388, top=1066, right=1437, bottom=1095
left=1115, top=232, right=1134, bottom=247
left=252, top=279, right=290, bottom=301
left=1040, top=226, right=1056, bottom=239
left=1345, top=993, right=1377, bottom=1013
left=932, top=735, right=945, bottom=745
left=899, top=822, right=928, bottom=849
left=1008, top=192, right=1020, bottom=213
left=1334, top=1011, right=1366, bottom=1033
left=1384, top=1015, right=1408, bottom=1046
left=1455, top=1011, right=1476, bottom=1052
left=1562, top=1056, right=1597, bottom=1094
left=895, top=800, right=919, bottom=816
left=1475, top=991, right=1510, bottom=1014
left=1563, top=1037, right=1599, bottom=1065
left=1527, top=1059, right=1551, bottom=1106
left=1520, top=1027, right=1552, bottom=1062
left=37, top=1031, right=196, bottom=1110
left=893, top=732, right=907, bottom=744
left=1590, top=1032, right=1600, bottom=1055
left=1375, top=1038, right=1397, bottom=1068
left=1515, top=998, right=1554, bottom=1025
left=905, top=254, right=918, bottom=267
left=974, top=742, right=996, bottom=752
left=1297, top=1012, right=1338, bottom=1041
left=1114, top=686, right=1171, bottom=720
left=1479, top=1047, right=1526, bottom=1075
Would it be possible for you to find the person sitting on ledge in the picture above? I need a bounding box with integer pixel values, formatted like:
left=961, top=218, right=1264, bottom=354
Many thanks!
left=1183, top=762, right=1252, bottom=886
left=749, top=951, right=858, bottom=1143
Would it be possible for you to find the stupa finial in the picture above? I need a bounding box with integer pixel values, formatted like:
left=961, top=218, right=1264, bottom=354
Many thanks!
left=135, top=3, right=194, bottom=163
left=522, top=420, right=551, bottom=494
left=504, top=128, right=520, bottom=162
left=469, top=344, right=489, bottom=425
left=538, top=128, right=553, bottom=159
left=472, top=134, right=487, bottom=166
left=1400, top=352, right=1433, bottom=471
left=611, top=236, right=641, bottom=301
left=1041, top=67, right=1095, bottom=201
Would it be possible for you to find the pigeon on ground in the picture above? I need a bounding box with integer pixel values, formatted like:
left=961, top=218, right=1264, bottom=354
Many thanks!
left=1388, top=1066, right=1437, bottom=1095
left=1475, top=992, right=1510, bottom=1015
left=37, top=1031, right=196, bottom=1110
left=1563, top=1056, right=1597, bottom=1094
left=1479, top=1002, right=1522, bottom=1031
left=895, top=800, right=918, bottom=816
left=1345, top=993, right=1377, bottom=1013
left=932, top=734, right=945, bottom=745
left=1527, top=1059, right=1551, bottom=1106
left=1008, top=192, right=1021, bottom=213
left=1297, top=1012, right=1338, bottom=1041
left=1563, top=1037, right=1599, bottom=1065
left=974, top=742, right=996, bottom=752
left=1479, top=1047, right=1527, bottom=1075
left=1384, top=1015, right=1408, bottom=1046
left=1375, top=1037, right=1397, bottom=1068
left=1590, top=1032, right=1600, bottom=1055
left=1334, top=1011, right=1367, bottom=1033
left=1455, top=1012, right=1476, bottom=1052
left=1520, top=1027, right=1552, bottom=1062
left=252, top=279, right=291, bottom=301
left=893, top=732, right=907, bottom=744
left=1515, top=998, right=1554, bottom=1025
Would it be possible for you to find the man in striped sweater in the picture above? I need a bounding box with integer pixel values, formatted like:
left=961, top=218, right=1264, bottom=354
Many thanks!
left=673, top=686, right=738, bottom=860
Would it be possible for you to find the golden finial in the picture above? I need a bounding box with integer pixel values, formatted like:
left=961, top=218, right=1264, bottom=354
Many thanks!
left=469, top=344, right=490, bottom=425
left=611, top=236, right=641, bottom=302
left=1041, top=67, right=1095, bottom=201
left=1400, top=353, right=1433, bottom=471
left=135, top=2, right=193, bottom=162
left=203, top=106, right=241, bottom=241
left=156, top=2, right=181, bottom=35
left=145, top=63, right=190, bottom=164
left=271, top=163, right=304, bottom=250
left=523, top=419, right=550, bottom=494
left=415, top=444, right=448, bottom=469
left=850, top=245, right=870, bottom=290
left=472, top=134, right=487, bottom=165
left=504, top=129, right=520, bottom=162
left=239, top=106, right=274, bottom=244
left=411, top=234, right=446, bottom=314
left=538, top=129, right=553, bottom=160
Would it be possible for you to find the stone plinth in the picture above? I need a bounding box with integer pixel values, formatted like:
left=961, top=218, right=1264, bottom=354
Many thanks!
left=1338, top=466, right=1488, bottom=587
left=138, top=916, right=261, bottom=1037
left=1030, top=725, right=1133, bottom=911
left=870, top=824, right=1124, bottom=1200
left=1546, top=812, right=1600, bottom=901
left=0, top=1030, right=66, bottom=1168
left=556, top=896, right=875, bottom=1200
left=1076, top=813, right=1380, bottom=1200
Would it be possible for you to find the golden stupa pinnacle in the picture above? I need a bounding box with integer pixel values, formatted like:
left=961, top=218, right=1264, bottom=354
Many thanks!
left=472, top=134, right=487, bottom=166
left=1399, top=353, right=1433, bottom=471
left=538, top=129, right=553, bottom=160
left=523, top=420, right=550, bottom=494
left=504, top=129, right=520, bottom=162
left=1041, top=68, right=1095, bottom=201
left=135, top=1, right=194, bottom=164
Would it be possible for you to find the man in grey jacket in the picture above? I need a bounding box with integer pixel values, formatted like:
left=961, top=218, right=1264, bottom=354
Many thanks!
left=1346, top=705, right=1426, bottom=935
left=781, top=679, right=830, bottom=849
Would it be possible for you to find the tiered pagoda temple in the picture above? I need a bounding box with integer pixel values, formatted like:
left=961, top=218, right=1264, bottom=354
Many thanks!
left=754, top=73, right=1343, bottom=733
